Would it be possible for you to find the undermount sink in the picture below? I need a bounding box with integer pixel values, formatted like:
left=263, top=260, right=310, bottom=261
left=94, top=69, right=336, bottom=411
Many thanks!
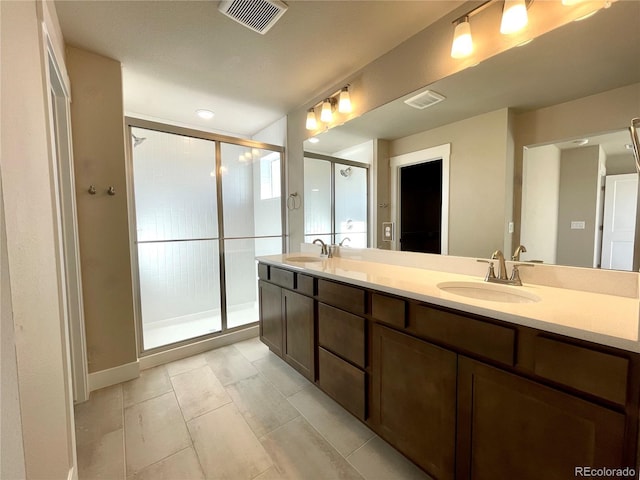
left=437, top=281, right=540, bottom=304
left=284, top=255, right=323, bottom=263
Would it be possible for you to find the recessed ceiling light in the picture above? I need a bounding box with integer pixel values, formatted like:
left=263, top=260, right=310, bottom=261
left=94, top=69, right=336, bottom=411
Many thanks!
left=196, top=109, right=215, bottom=120
left=573, top=139, right=589, bottom=146
left=308, top=137, right=320, bottom=144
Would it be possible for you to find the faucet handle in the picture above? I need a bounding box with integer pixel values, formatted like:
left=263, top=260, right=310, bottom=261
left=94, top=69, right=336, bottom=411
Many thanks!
left=509, top=262, right=534, bottom=285
left=477, top=259, right=496, bottom=281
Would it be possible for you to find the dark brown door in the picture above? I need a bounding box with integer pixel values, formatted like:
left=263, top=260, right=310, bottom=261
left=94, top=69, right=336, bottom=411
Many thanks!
left=456, top=357, right=627, bottom=480
left=283, top=289, right=315, bottom=380
left=400, top=159, right=442, bottom=253
left=258, top=280, right=283, bottom=356
left=371, top=324, right=456, bottom=480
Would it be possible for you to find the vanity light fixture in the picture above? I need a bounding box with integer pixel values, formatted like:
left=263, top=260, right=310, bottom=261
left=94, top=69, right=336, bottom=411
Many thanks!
left=450, top=0, right=534, bottom=59
left=451, top=16, right=473, bottom=58
left=196, top=109, right=215, bottom=119
left=305, top=84, right=352, bottom=129
left=500, top=0, right=529, bottom=34
left=338, top=86, right=352, bottom=114
left=320, top=98, right=333, bottom=123
left=306, top=109, right=317, bottom=130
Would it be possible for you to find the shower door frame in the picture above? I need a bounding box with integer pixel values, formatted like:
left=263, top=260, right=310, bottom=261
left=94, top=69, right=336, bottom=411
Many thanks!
left=125, top=117, right=286, bottom=356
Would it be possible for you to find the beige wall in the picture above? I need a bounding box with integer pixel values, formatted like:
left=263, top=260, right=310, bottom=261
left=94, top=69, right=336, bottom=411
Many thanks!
left=556, top=146, right=601, bottom=268
left=513, top=82, right=640, bottom=246
left=67, top=46, right=137, bottom=373
left=0, top=0, right=75, bottom=477
left=520, top=144, right=561, bottom=264
left=286, top=2, right=607, bottom=251
left=389, top=109, right=512, bottom=258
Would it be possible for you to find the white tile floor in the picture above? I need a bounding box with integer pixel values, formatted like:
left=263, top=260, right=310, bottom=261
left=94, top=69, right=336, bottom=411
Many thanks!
left=74, top=337, right=433, bottom=480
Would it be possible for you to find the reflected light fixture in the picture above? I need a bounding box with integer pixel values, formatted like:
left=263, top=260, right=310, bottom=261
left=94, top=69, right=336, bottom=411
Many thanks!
left=320, top=99, right=333, bottom=123
left=338, top=86, right=352, bottom=114
left=306, top=109, right=317, bottom=130
left=500, top=0, right=528, bottom=34
left=451, top=16, right=473, bottom=58
left=308, top=137, right=320, bottom=144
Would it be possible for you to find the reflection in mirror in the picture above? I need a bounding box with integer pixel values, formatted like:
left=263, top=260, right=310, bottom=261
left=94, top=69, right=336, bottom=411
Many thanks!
left=303, top=151, right=370, bottom=248
left=302, top=2, right=640, bottom=269
left=521, top=130, right=638, bottom=271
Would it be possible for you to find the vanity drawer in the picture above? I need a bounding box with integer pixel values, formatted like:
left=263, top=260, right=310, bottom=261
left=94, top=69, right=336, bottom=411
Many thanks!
left=270, top=267, right=294, bottom=290
left=318, top=303, right=365, bottom=368
left=318, top=347, right=365, bottom=420
left=296, top=273, right=315, bottom=296
left=533, top=336, right=629, bottom=405
left=408, top=304, right=516, bottom=366
left=372, top=293, right=406, bottom=329
left=317, top=279, right=366, bottom=315
left=258, top=263, right=269, bottom=280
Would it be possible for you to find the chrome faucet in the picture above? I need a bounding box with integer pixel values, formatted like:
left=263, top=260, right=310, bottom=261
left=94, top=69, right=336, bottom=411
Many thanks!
left=339, top=237, right=351, bottom=247
left=512, top=244, right=527, bottom=261
left=477, top=249, right=534, bottom=286
left=492, top=250, right=508, bottom=280
left=313, top=238, right=330, bottom=257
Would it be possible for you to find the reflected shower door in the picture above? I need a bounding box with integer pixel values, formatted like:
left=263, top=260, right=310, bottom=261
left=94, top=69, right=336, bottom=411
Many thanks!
left=335, top=163, right=367, bottom=248
left=303, top=157, right=332, bottom=245
left=131, top=127, right=221, bottom=351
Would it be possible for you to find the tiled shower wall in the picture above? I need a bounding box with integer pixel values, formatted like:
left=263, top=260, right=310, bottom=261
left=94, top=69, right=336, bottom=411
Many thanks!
left=132, top=128, right=281, bottom=327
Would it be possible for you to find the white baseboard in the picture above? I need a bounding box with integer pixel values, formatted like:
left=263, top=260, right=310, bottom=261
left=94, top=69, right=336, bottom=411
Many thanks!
left=139, top=325, right=259, bottom=370
left=88, top=360, right=140, bottom=392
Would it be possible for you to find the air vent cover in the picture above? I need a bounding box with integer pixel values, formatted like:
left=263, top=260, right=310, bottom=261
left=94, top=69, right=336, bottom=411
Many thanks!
left=218, top=0, right=288, bottom=34
left=404, top=90, right=446, bottom=110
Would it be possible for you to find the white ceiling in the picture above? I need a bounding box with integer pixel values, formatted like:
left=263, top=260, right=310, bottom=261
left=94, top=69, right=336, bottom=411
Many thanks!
left=55, top=0, right=463, bottom=136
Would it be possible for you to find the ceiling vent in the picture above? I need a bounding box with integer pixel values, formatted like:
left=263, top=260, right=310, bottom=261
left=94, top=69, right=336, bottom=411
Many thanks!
left=404, top=90, right=446, bottom=110
left=218, top=0, right=288, bottom=35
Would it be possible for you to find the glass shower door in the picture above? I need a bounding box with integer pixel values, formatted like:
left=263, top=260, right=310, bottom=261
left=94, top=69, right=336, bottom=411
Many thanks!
left=220, top=143, right=283, bottom=329
left=131, top=127, right=221, bottom=351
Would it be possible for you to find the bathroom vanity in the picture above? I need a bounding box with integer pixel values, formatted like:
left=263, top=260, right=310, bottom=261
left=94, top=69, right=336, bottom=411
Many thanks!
left=257, top=252, right=640, bottom=480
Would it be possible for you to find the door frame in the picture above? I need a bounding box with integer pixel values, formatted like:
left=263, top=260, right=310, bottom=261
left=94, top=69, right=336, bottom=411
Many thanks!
left=390, top=144, right=450, bottom=253
left=42, top=24, right=89, bottom=404
left=600, top=173, right=638, bottom=270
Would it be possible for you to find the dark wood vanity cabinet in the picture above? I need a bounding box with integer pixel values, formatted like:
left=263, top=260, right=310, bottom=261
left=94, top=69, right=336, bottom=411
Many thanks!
left=258, top=267, right=314, bottom=381
left=258, top=280, right=283, bottom=357
left=258, top=262, right=639, bottom=479
left=282, top=289, right=314, bottom=380
left=456, top=357, right=627, bottom=480
left=371, top=324, right=457, bottom=480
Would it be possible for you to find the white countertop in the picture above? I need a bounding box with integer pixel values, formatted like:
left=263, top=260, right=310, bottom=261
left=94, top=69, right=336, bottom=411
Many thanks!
left=258, top=253, right=640, bottom=353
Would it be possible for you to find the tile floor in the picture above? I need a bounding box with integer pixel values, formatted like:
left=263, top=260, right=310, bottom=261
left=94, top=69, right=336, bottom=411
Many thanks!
left=75, top=337, right=433, bottom=480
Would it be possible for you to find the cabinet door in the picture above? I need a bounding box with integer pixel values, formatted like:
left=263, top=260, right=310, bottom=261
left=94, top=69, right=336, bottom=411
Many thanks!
left=259, top=280, right=283, bottom=356
left=283, top=289, right=315, bottom=381
left=456, top=357, right=627, bottom=480
left=371, top=324, right=456, bottom=480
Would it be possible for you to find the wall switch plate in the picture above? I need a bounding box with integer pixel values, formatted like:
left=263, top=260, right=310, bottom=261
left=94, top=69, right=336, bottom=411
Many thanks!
left=382, top=222, right=394, bottom=241
left=508, top=222, right=514, bottom=234
left=571, top=221, right=586, bottom=230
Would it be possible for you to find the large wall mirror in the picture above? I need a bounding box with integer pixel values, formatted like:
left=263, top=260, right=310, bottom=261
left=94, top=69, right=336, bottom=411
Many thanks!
left=303, top=2, right=640, bottom=270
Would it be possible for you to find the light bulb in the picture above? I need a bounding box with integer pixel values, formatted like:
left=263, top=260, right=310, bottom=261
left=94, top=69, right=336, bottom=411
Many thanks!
left=320, top=99, right=333, bottom=123
left=338, top=88, right=352, bottom=113
left=500, top=0, right=528, bottom=34
left=451, top=18, right=473, bottom=59
left=306, top=109, right=317, bottom=130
